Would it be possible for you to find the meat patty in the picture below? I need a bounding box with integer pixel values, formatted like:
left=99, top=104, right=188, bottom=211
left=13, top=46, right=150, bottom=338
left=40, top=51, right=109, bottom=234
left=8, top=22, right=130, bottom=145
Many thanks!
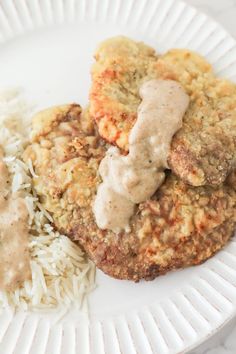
left=24, top=105, right=236, bottom=281
left=90, top=37, right=236, bottom=186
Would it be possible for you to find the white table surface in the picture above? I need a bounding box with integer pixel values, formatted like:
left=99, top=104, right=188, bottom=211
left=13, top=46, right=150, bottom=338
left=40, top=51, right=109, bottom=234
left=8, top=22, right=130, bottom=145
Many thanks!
left=184, top=1, right=236, bottom=353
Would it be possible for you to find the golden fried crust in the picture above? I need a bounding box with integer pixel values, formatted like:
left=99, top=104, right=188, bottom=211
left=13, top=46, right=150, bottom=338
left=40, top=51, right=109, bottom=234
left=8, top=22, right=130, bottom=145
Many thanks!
left=159, top=50, right=236, bottom=186
left=90, top=36, right=160, bottom=150
left=90, top=38, right=236, bottom=186
left=23, top=105, right=106, bottom=231
left=24, top=107, right=236, bottom=281
left=226, top=170, right=236, bottom=189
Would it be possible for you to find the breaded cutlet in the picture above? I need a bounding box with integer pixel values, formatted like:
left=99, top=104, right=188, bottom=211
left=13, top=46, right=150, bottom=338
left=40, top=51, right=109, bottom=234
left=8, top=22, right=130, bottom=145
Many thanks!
left=23, top=105, right=236, bottom=281
left=90, top=36, right=236, bottom=187
left=90, top=36, right=160, bottom=150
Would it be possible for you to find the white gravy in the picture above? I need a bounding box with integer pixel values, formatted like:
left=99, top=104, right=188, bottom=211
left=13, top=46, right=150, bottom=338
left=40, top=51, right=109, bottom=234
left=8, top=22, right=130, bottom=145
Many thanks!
left=93, top=80, right=189, bottom=233
left=0, top=149, right=31, bottom=291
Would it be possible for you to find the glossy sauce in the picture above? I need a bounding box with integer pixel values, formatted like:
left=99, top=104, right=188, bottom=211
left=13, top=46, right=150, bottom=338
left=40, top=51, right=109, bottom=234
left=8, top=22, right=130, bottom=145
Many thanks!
left=93, top=80, right=189, bottom=233
left=0, top=150, right=31, bottom=291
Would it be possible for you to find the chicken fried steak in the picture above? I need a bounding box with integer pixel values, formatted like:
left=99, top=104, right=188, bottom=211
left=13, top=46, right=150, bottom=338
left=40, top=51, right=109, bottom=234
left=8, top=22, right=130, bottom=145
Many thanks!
left=90, top=36, right=160, bottom=150
left=24, top=105, right=236, bottom=281
left=90, top=37, right=236, bottom=187
left=159, top=49, right=236, bottom=187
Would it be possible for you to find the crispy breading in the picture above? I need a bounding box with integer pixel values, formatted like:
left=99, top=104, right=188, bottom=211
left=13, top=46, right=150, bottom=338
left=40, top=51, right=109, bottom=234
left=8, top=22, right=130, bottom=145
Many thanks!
left=90, top=37, right=236, bottom=186
left=24, top=106, right=236, bottom=281
left=226, top=170, right=236, bottom=189
left=23, top=105, right=106, bottom=232
left=159, top=50, right=236, bottom=186
left=90, top=36, right=160, bottom=150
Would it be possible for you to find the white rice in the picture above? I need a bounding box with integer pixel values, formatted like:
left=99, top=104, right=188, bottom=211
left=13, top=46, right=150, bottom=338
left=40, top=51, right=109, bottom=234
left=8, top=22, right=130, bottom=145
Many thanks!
left=0, top=89, right=96, bottom=311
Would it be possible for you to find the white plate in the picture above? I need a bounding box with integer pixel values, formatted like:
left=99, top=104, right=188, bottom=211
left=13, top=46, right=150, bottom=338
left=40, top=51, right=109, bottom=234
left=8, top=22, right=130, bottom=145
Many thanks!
left=0, top=0, right=236, bottom=353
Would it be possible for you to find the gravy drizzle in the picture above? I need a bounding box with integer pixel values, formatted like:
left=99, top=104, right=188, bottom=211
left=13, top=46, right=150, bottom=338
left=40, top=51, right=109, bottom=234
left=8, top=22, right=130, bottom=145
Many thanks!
left=93, top=80, right=189, bottom=233
left=0, top=148, right=31, bottom=291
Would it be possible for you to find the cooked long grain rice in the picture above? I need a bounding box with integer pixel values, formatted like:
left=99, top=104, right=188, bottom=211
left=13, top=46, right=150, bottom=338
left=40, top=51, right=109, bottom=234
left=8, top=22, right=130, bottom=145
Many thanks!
left=0, top=90, right=95, bottom=310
